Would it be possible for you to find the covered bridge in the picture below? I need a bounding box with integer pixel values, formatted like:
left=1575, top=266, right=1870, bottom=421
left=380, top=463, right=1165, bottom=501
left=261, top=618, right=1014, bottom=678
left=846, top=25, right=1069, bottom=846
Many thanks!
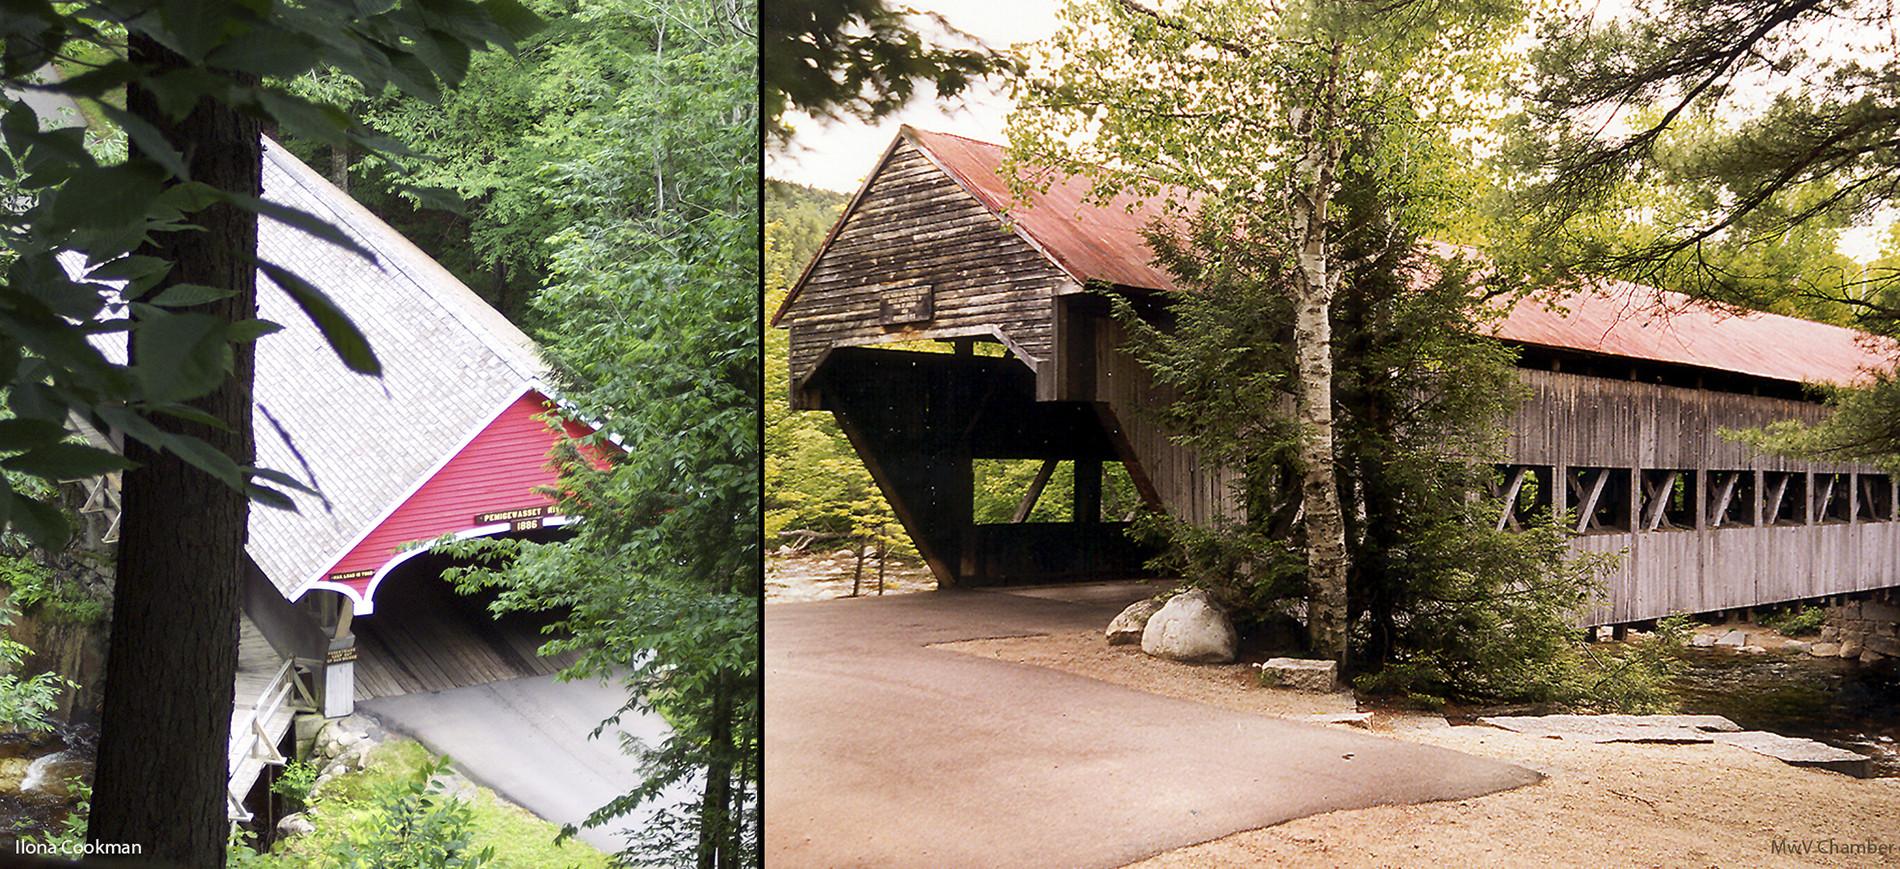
left=772, top=126, right=1900, bottom=627
left=77, top=139, right=599, bottom=820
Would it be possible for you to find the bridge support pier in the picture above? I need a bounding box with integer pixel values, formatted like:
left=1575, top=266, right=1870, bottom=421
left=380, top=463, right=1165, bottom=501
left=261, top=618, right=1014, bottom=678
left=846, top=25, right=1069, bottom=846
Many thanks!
left=321, top=597, right=356, bottom=718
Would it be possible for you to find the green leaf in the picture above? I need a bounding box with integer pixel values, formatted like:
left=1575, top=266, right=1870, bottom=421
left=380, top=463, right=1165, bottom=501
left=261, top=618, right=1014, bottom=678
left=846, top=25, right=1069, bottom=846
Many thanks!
left=147, top=283, right=238, bottom=308
left=0, top=419, right=73, bottom=452
left=130, top=309, right=230, bottom=402
left=160, top=0, right=246, bottom=61
left=155, top=429, right=244, bottom=489
left=85, top=255, right=174, bottom=294
left=49, top=163, right=168, bottom=231
left=138, top=66, right=236, bottom=121
left=1, top=442, right=135, bottom=479
left=253, top=88, right=355, bottom=148
left=249, top=465, right=317, bottom=496
left=8, top=492, right=69, bottom=552
left=479, top=0, right=544, bottom=45
left=228, top=319, right=283, bottom=342
left=96, top=104, right=190, bottom=181
left=257, top=260, right=380, bottom=375
left=222, top=191, right=378, bottom=263
left=245, top=482, right=297, bottom=511
left=204, top=25, right=321, bottom=77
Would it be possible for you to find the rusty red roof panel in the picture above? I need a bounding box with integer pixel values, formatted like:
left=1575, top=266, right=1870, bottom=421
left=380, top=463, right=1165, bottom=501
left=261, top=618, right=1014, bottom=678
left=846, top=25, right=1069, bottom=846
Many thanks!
left=906, top=127, right=1893, bottom=387
left=906, top=128, right=1188, bottom=293
left=1488, top=283, right=1893, bottom=386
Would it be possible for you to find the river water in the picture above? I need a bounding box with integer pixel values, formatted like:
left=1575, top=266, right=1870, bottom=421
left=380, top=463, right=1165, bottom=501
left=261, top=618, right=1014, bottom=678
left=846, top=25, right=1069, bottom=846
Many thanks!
left=0, top=723, right=94, bottom=843
left=1670, top=647, right=1900, bottom=776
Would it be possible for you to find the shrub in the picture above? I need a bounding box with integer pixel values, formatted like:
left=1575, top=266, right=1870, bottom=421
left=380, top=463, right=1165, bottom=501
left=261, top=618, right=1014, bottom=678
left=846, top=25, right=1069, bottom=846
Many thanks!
left=328, top=754, right=494, bottom=869
left=1764, top=605, right=1827, bottom=637
left=0, top=598, right=75, bottom=732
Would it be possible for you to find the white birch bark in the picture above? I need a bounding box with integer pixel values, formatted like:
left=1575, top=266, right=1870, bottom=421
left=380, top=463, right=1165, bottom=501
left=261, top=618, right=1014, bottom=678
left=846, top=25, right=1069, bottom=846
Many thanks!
left=1286, top=43, right=1351, bottom=666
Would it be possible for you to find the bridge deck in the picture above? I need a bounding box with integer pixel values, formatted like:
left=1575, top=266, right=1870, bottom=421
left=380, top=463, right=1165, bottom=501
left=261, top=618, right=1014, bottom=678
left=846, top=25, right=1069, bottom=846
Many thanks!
left=228, top=612, right=302, bottom=820
left=352, top=574, right=578, bottom=699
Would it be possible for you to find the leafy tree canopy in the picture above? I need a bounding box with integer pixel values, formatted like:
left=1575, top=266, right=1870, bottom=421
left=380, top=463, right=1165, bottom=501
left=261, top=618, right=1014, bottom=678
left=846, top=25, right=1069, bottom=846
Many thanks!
left=0, top=0, right=539, bottom=549
left=436, top=1, right=759, bottom=865
left=762, top=0, right=1016, bottom=142
left=1498, top=0, right=1900, bottom=321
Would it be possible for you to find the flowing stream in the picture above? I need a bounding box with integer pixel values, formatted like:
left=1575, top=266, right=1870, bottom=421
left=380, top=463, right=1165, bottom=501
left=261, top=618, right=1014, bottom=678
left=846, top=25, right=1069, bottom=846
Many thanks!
left=1671, top=647, right=1899, bottom=776
left=0, top=723, right=94, bottom=840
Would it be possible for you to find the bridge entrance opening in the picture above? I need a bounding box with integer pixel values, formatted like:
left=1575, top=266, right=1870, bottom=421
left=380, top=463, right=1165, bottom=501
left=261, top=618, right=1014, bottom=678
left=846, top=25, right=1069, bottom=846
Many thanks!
left=349, top=527, right=579, bottom=700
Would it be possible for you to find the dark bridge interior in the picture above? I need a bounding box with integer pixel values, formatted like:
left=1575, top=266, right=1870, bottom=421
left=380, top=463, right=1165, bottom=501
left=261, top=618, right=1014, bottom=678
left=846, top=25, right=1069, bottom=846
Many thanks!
left=805, top=345, right=1162, bottom=586
left=351, top=538, right=579, bottom=699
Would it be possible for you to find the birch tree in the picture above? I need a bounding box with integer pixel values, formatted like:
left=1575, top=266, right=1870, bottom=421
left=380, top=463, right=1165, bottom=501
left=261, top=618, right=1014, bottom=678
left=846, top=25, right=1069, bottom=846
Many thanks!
left=1009, top=0, right=1519, bottom=664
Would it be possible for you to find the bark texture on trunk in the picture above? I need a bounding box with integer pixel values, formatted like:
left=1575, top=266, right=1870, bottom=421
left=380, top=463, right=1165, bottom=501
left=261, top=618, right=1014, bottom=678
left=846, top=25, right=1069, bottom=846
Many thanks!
left=1287, top=41, right=1350, bottom=667
left=88, top=36, right=261, bottom=868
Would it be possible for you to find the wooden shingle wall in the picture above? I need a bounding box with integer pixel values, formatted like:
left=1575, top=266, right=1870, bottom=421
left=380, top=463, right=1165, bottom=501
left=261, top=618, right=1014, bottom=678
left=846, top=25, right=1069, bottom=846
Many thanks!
left=783, top=142, right=1068, bottom=394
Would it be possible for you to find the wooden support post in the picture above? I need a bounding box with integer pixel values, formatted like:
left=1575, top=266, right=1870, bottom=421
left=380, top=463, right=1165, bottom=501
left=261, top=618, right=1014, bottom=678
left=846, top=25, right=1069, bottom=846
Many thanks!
left=1707, top=472, right=1738, bottom=529
left=1640, top=470, right=1677, bottom=531
left=1011, top=459, right=1060, bottom=523
left=1495, top=465, right=1527, bottom=532
left=1572, top=468, right=1608, bottom=534
left=1074, top=458, right=1102, bottom=523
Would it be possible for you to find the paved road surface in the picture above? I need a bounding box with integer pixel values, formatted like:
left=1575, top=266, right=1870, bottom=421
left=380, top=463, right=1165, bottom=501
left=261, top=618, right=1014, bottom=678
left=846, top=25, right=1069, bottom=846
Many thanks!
left=361, top=673, right=678, bottom=857
left=768, top=584, right=1544, bottom=869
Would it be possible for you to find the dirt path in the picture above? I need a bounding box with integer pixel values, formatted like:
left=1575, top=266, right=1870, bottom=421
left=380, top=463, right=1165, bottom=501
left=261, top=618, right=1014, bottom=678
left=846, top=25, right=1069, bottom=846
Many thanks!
left=948, top=631, right=1900, bottom=868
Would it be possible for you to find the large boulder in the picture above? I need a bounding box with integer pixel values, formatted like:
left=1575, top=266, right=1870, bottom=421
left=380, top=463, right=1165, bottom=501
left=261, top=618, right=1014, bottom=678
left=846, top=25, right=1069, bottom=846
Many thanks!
left=1106, top=598, right=1167, bottom=646
left=1140, top=590, right=1237, bottom=663
left=277, top=812, right=316, bottom=839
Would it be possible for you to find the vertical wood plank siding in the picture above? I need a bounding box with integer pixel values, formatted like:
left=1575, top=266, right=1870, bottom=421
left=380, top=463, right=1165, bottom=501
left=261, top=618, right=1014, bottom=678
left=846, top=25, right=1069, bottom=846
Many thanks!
left=1089, top=313, right=1241, bottom=526
left=782, top=143, right=1066, bottom=387
left=1511, top=370, right=1896, bottom=623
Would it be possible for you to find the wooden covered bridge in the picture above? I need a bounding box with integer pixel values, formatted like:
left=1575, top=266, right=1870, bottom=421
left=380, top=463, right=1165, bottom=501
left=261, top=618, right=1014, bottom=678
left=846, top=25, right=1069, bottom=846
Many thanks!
left=80, top=139, right=598, bottom=822
left=773, top=125, right=1900, bottom=629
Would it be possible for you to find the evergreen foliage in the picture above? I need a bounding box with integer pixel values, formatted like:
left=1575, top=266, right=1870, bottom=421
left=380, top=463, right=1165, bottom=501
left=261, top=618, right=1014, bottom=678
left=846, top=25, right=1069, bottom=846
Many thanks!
left=437, top=1, right=759, bottom=865
left=1119, top=186, right=1618, bottom=700
left=1498, top=0, right=1900, bottom=318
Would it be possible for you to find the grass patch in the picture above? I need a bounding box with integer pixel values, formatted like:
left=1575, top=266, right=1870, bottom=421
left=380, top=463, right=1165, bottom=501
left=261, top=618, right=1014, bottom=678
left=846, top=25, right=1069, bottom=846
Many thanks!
left=241, top=737, right=613, bottom=869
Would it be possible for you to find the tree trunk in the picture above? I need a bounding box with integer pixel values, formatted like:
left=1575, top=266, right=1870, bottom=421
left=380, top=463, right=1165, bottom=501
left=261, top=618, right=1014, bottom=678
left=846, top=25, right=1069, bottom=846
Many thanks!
left=88, top=36, right=260, bottom=867
left=698, top=668, right=735, bottom=869
left=1287, top=47, right=1350, bottom=666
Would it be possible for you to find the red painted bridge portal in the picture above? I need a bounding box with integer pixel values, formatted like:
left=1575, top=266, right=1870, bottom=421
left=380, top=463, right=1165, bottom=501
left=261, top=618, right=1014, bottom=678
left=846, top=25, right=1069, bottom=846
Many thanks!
left=301, top=387, right=600, bottom=613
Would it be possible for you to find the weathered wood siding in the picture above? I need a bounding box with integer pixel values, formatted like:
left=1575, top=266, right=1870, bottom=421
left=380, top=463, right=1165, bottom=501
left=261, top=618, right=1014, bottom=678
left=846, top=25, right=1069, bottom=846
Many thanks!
left=1509, top=370, right=1899, bottom=624
left=782, top=142, right=1069, bottom=393
left=1085, top=311, right=1241, bottom=526
left=1506, top=369, right=1843, bottom=471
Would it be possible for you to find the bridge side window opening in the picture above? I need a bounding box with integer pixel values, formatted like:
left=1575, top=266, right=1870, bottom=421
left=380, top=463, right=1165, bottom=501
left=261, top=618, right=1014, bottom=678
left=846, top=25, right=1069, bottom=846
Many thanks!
left=1567, top=466, right=1632, bottom=534
left=974, top=458, right=1141, bottom=524
left=1762, top=472, right=1807, bottom=525
left=1855, top=474, right=1894, bottom=522
left=1813, top=472, right=1853, bottom=523
left=1490, top=464, right=1552, bottom=531
left=1703, top=470, right=1756, bottom=528
left=1638, top=469, right=1696, bottom=532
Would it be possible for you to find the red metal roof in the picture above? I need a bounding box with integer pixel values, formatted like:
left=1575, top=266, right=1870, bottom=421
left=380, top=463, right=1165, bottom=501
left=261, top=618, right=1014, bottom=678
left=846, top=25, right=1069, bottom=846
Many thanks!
left=900, top=127, right=1893, bottom=386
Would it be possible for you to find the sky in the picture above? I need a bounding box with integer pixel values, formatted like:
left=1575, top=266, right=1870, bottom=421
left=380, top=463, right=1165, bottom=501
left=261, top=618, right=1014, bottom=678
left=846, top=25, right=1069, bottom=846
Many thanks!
left=765, top=0, right=1061, bottom=195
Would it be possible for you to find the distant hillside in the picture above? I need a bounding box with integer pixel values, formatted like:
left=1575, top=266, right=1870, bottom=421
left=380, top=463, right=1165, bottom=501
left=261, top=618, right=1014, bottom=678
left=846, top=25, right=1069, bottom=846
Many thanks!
left=768, top=180, right=849, bottom=286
